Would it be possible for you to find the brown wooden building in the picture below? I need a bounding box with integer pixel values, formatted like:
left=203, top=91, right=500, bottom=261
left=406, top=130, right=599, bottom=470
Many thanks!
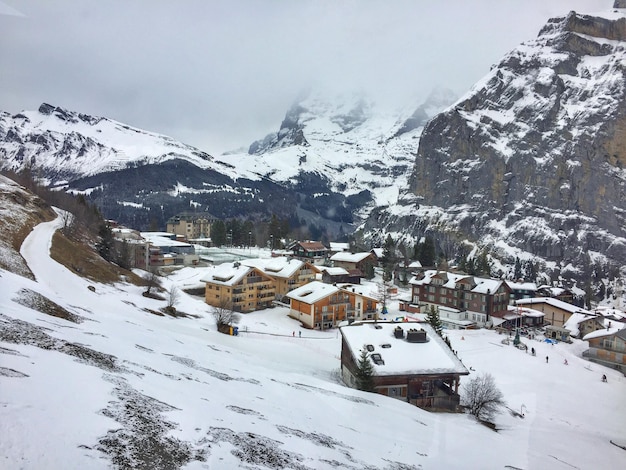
left=410, top=270, right=511, bottom=328
left=286, top=281, right=378, bottom=329
left=340, top=322, right=469, bottom=411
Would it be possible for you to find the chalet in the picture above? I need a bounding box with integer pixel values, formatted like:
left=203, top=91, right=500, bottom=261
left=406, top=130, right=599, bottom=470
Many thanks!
left=328, top=242, right=350, bottom=256
left=409, top=270, right=511, bottom=328
left=286, top=281, right=378, bottom=329
left=321, top=267, right=361, bottom=285
left=505, top=281, right=537, bottom=302
left=583, top=327, right=626, bottom=374
left=515, top=297, right=590, bottom=328
left=201, top=262, right=275, bottom=313
left=166, top=212, right=218, bottom=240
left=340, top=322, right=469, bottom=411
left=329, top=251, right=377, bottom=278
left=241, top=257, right=318, bottom=301
left=564, top=307, right=626, bottom=339
left=536, top=285, right=576, bottom=304
left=288, top=240, right=329, bottom=266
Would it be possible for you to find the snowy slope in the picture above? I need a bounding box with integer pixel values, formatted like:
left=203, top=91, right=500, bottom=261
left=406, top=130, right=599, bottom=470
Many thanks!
left=1, top=189, right=625, bottom=468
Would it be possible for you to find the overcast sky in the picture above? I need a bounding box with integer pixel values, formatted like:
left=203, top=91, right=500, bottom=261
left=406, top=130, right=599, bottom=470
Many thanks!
left=0, top=0, right=609, bottom=154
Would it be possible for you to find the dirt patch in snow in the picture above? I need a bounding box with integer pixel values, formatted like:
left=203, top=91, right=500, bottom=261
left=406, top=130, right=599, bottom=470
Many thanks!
left=95, top=375, right=206, bottom=469
left=0, top=367, right=29, bottom=378
left=0, top=314, right=123, bottom=372
left=13, top=288, right=85, bottom=323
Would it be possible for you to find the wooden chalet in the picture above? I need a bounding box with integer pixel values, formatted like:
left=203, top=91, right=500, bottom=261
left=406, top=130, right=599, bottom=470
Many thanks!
left=340, top=322, right=469, bottom=411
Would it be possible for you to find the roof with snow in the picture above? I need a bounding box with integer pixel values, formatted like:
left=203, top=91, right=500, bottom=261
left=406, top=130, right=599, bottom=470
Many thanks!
left=241, top=256, right=310, bottom=279
left=329, top=242, right=350, bottom=252
left=140, top=232, right=193, bottom=248
left=323, top=267, right=350, bottom=276
left=583, top=326, right=626, bottom=342
left=286, top=281, right=340, bottom=304
left=200, top=262, right=256, bottom=286
left=515, top=297, right=590, bottom=314
left=291, top=241, right=327, bottom=252
left=409, top=270, right=505, bottom=295
left=340, top=321, right=469, bottom=376
left=506, top=281, right=537, bottom=291
left=330, top=252, right=372, bottom=263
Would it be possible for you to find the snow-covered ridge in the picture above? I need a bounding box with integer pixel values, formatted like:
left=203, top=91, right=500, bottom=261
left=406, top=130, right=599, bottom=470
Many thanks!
left=0, top=103, right=239, bottom=182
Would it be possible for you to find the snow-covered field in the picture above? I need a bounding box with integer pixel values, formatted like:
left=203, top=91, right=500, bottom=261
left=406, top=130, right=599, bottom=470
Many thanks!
left=1, top=213, right=625, bottom=469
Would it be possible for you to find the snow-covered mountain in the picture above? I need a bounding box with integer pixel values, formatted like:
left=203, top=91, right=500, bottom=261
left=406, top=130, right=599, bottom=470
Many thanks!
left=1, top=176, right=625, bottom=469
left=0, top=103, right=231, bottom=182
left=225, top=88, right=456, bottom=213
left=0, top=91, right=454, bottom=234
left=366, top=10, right=626, bottom=287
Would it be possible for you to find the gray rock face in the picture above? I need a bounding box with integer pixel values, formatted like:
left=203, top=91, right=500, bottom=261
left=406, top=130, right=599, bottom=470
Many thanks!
left=375, top=12, right=626, bottom=276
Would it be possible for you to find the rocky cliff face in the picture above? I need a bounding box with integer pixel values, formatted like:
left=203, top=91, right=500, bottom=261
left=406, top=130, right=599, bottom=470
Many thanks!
left=368, top=11, right=626, bottom=282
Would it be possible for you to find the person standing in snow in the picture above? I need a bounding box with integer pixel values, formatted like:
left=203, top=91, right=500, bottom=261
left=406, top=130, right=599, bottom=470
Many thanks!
left=298, top=330, right=301, bottom=338
left=546, top=356, right=549, bottom=363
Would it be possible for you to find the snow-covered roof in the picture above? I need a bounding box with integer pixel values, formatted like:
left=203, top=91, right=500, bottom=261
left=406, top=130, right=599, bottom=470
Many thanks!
left=508, top=306, right=544, bottom=318
left=583, top=326, right=626, bottom=341
left=324, top=267, right=350, bottom=276
left=141, top=232, right=192, bottom=248
left=330, top=251, right=372, bottom=263
left=371, top=248, right=383, bottom=258
left=341, top=321, right=469, bottom=376
left=241, top=256, right=305, bottom=279
left=515, top=297, right=590, bottom=314
left=329, top=242, right=350, bottom=252
left=506, top=281, right=537, bottom=291
left=286, top=281, right=340, bottom=304
left=409, top=270, right=505, bottom=295
left=200, top=262, right=254, bottom=286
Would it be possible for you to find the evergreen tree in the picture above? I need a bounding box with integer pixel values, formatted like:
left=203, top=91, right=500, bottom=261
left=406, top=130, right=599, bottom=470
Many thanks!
left=96, top=222, right=114, bottom=261
left=381, top=234, right=396, bottom=282
left=475, top=251, right=491, bottom=277
left=513, top=257, right=523, bottom=280
left=420, top=236, right=436, bottom=267
left=211, top=220, right=227, bottom=246
left=355, top=347, right=375, bottom=392
left=427, top=305, right=443, bottom=337
left=363, top=260, right=375, bottom=280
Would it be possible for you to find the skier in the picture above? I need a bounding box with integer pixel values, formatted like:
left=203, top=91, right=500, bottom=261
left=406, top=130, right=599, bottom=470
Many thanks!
left=299, top=330, right=301, bottom=338
left=292, top=331, right=295, bottom=337
left=531, top=347, right=535, bottom=356
left=546, top=356, right=549, bottom=363
left=602, top=374, right=607, bottom=382
left=563, top=359, right=568, bottom=365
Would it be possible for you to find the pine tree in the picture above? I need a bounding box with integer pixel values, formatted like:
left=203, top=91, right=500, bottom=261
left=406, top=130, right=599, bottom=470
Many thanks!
left=513, top=257, right=523, bottom=280
left=381, top=234, right=396, bottom=282
left=355, top=347, right=375, bottom=392
left=211, top=220, right=227, bottom=246
left=427, top=305, right=443, bottom=337
left=420, top=236, right=436, bottom=267
left=96, top=222, right=114, bottom=261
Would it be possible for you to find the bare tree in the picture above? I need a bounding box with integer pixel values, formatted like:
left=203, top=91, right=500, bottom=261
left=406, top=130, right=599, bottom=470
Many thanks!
left=212, top=297, right=240, bottom=334
left=165, top=286, right=180, bottom=314
left=462, top=373, right=506, bottom=421
left=376, top=279, right=396, bottom=317
left=144, top=267, right=161, bottom=296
